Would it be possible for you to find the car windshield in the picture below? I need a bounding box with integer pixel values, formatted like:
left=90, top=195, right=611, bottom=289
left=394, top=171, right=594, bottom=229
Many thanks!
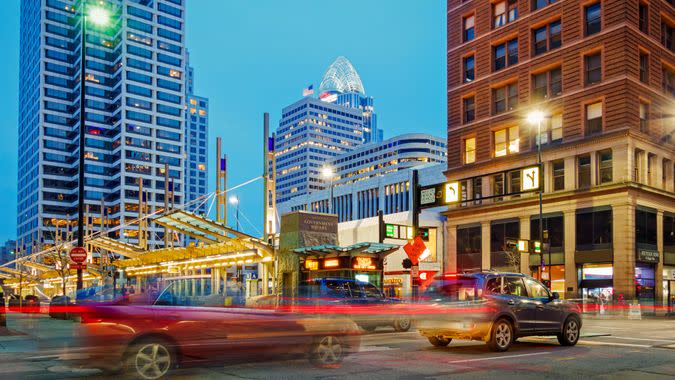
left=425, top=275, right=482, bottom=301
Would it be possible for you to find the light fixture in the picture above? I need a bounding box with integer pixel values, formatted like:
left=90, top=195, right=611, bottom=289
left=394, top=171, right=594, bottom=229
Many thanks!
left=88, top=6, right=110, bottom=27
left=321, top=166, right=334, bottom=179
left=229, top=195, right=239, bottom=205
left=527, top=110, right=545, bottom=125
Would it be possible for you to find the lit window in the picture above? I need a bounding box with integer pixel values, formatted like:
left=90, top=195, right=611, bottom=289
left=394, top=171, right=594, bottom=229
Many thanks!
left=197, top=164, right=206, bottom=171
left=169, top=69, right=182, bottom=78
left=198, top=109, right=206, bottom=116
left=494, top=126, right=519, bottom=157
left=464, top=137, right=476, bottom=164
left=189, top=108, right=196, bottom=114
left=190, top=99, right=197, bottom=105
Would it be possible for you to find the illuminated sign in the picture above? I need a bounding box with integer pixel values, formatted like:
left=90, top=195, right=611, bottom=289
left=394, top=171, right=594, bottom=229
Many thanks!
left=385, top=224, right=396, bottom=238
left=420, top=187, right=437, bottom=205
left=518, top=240, right=529, bottom=252
left=324, top=259, right=340, bottom=268
left=305, top=260, right=319, bottom=270
left=444, top=182, right=460, bottom=203
left=355, top=274, right=369, bottom=283
left=406, top=227, right=414, bottom=240
left=521, top=166, right=540, bottom=191
left=353, top=257, right=376, bottom=270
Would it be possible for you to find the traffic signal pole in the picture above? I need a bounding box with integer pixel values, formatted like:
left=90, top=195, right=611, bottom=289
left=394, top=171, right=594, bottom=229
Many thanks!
left=411, top=170, right=420, bottom=301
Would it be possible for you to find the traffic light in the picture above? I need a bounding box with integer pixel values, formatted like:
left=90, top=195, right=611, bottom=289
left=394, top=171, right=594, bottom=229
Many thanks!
left=402, top=258, right=413, bottom=269
left=533, top=241, right=542, bottom=254
left=418, top=227, right=430, bottom=241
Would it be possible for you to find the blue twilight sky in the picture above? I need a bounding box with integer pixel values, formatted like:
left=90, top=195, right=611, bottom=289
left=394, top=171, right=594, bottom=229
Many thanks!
left=0, top=0, right=446, bottom=240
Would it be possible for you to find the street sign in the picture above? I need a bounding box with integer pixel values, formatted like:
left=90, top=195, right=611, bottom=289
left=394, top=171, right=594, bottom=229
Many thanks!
left=403, top=236, right=427, bottom=265
left=418, top=182, right=460, bottom=209
left=384, top=223, right=413, bottom=240
left=69, top=246, right=88, bottom=263
left=521, top=166, right=540, bottom=191
left=69, top=263, right=87, bottom=270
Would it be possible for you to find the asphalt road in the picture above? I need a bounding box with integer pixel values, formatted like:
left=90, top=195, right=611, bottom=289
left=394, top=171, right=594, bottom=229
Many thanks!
left=2, top=318, right=675, bottom=379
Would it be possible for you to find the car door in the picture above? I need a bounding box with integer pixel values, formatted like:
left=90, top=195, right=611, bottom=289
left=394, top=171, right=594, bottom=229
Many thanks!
left=503, top=276, right=538, bottom=333
left=524, top=277, right=562, bottom=333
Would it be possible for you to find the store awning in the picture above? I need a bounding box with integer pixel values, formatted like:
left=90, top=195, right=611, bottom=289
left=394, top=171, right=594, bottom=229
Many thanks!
left=293, top=242, right=399, bottom=257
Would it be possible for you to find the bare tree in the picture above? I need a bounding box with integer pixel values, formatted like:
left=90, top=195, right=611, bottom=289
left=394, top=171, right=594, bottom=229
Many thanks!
left=44, top=221, right=75, bottom=296
left=503, top=249, right=521, bottom=273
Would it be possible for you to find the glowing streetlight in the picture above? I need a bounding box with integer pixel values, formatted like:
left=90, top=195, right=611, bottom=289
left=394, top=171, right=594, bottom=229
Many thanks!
left=527, top=110, right=547, bottom=282
left=321, top=166, right=335, bottom=214
left=527, top=110, right=545, bottom=126
left=88, top=6, right=110, bottom=27
left=228, top=195, right=239, bottom=205
left=321, top=166, right=334, bottom=179
left=229, top=195, right=240, bottom=231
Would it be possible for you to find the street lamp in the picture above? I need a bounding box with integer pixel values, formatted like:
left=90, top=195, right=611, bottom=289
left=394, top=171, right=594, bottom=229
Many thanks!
left=76, top=3, right=111, bottom=290
left=527, top=110, right=547, bottom=282
left=229, top=195, right=240, bottom=231
left=321, top=166, right=335, bottom=214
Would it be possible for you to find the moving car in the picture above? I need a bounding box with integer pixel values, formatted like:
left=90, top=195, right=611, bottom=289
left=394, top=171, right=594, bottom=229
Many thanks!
left=76, top=280, right=361, bottom=379
left=298, top=278, right=412, bottom=332
left=416, top=272, right=582, bottom=352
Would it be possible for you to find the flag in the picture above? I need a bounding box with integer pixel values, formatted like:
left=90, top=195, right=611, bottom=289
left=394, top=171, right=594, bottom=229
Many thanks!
left=302, top=84, right=314, bottom=97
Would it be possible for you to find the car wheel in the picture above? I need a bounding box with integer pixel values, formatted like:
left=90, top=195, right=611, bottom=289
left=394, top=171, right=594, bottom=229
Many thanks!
left=393, top=318, right=411, bottom=332
left=309, top=335, right=344, bottom=368
left=428, top=336, right=451, bottom=347
left=557, top=316, right=580, bottom=346
left=125, top=340, right=174, bottom=380
left=487, top=319, right=513, bottom=352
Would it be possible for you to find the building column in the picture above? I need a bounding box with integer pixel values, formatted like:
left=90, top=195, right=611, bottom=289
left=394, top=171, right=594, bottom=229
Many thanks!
left=481, top=221, right=491, bottom=271
left=657, top=210, right=665, bottom=306
left=519, top=216, right=530, bottom=274
left=564, top=157, right=576, bottom=191
left=563, top=210, right=577, bottom=299
left=613, top=203, right=636, bottom=300
left=446, top=224, right=457, bottom=273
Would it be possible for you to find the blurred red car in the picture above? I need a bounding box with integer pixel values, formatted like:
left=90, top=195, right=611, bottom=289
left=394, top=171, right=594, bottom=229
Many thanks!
left=75, top=282, right=361, bottom=379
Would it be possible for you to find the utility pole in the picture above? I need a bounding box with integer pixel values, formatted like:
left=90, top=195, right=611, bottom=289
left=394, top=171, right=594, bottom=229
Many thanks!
left=411, top=169, right=420, bottom=301
left=215, top=138, right=227, bottom=225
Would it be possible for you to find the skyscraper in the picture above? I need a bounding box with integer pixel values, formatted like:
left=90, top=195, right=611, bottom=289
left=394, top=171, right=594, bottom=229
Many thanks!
left=275, top=56, right=379, bottom=205
left=17, top=0, right=189, bottom=248
left=184, top=50, right=208, bottom=216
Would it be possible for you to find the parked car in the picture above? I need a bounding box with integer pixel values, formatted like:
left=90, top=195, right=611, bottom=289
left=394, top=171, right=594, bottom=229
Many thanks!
left=297, top=278, right=412, bottom=332
left=8, top=294, right=41, bottom=313
left=75, top=280, right=361, bottom=379
left=49, top=295, right=75, bottom=320
left=416, top=272, right=582, bottom=352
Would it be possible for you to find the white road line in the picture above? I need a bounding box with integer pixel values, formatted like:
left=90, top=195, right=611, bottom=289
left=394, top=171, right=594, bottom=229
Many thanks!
left=605, top=336, right=675, bottom=343
left=578, top=340, right=651, bottom=348
left=446, top=352, right=551, bottom=364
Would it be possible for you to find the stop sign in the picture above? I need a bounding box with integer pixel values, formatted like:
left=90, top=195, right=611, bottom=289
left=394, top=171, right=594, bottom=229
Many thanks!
left=69, top=246, right=88, bottom=263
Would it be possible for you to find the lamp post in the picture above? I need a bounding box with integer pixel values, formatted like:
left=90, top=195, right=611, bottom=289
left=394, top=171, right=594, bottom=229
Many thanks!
left=321, top=166, right=335, bottom=214
left=527, top=110, right=547, bottom=281
left=229, top=195, right=240, bottom=231
left=77, top=3, right=110, bottom=290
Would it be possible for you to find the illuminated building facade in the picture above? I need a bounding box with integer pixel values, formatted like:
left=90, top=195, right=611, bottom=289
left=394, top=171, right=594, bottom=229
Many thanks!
left=184, top=51, right=208, bottom=216
left=444, top=0, right=675, bottom=307
left=17, top=0, right=189, bottom=248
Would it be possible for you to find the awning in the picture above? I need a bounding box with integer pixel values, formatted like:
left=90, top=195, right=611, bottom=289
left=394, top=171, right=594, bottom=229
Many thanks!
left=293, top=242, right=399, bottom=256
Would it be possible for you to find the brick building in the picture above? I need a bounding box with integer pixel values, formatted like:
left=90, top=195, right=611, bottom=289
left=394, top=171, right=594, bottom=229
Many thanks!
left=444, top=0, right=675, bottom=307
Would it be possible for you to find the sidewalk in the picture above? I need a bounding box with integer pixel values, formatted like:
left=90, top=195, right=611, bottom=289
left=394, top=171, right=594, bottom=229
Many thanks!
left=0, top=312, right=81, bottom=354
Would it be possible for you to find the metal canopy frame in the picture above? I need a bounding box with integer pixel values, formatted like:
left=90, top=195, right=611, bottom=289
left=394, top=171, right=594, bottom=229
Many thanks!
left=88, top=236, right=145, bottom=258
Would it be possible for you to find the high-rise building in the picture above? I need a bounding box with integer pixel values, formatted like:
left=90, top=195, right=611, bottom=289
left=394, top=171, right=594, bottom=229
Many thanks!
left=275, top=56, right=382, bottom=205
left=319, top=56, right=381, bottom=143
left=275, top=97, right=364, bottom=204
left=17, top=0, right=189, bottom=248
left=184, top=50, right=208, bottom=215
left=444, top=0, right=675, bottom=305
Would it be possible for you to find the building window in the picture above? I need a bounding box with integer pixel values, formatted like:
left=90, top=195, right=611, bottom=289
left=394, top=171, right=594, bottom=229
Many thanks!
left=493, top=173, right=505, bottom=201
left=639, top=52, right=649, bottom=83
left=532, top=67, right=562, bottom=101
left=585, top=3, right=602, bottom=36
left=585, top=102, right=603, bottom=135
left=472, top=177, right=482, bottom=205
left=490, top=220, right=520, bottom=268
left=508, top=170, right=521, bottom=195
left=456, top=226, right=482, bottom=272
left=463, top=15, right=475, bottom=42
left=662, top=19, right=675, bottom=52
left=639, top=3, right=649, bottom=34
left=464, top=137, right=476, bottom=164
left=494, top=39, right=518, bottom=71
left=531, top=215, right=564, bottom=251
left=537, top=113, right=563, bottom=145
left=494, top=126, right=519, bottom=157
left=464, top=55, right=475, bottom=83
left=576, top=208, right=612, bottom=250
left=585, top=52, right=602, bottom=85
left=553, top=160, right=565, bottom=191
left=493, top=0, right=518, bottom=29
left=533, top=0, right=557, bottom=11
left=598, top=149, right=613, bottom=184
left=663, top=66, right=675, bottom=96
left=639, top=102, right=649, bottom=133
left=533, top=20, right=561, bottom=56
left=664, top=214, right=675, bottom=253
left=578, top=154, right=591, bottom=188
left=636, top=208, right=657, bottom=246
left=463, top=96, right=475, bottom=123
left=492, top=83, right=518, bottom=114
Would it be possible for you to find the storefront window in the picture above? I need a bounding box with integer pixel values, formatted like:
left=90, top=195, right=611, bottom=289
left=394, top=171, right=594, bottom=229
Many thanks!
left=457, top=225, right=482, bottom=272
left=635, top=265, right=655, bottom=305
left=490, top=220, right=520, bottom=269
left=576, top=208, right=612, bottom=250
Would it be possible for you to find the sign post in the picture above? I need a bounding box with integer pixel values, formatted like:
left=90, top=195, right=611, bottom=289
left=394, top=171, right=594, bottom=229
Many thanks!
left=69, top=246, right=88, bottom=271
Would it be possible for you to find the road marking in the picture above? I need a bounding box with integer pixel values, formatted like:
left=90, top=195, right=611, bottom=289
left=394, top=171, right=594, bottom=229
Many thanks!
left=359, top=345, right=399, bottom=352
left=578, top=340, right=651, bottom=348
left=606, top=336, right=675, bottom=343
left=446, top=352, right=551, bottom=364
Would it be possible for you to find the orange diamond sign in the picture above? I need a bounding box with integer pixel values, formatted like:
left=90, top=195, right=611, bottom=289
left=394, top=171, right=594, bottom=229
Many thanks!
left=403, top=236, right=427, bottom=266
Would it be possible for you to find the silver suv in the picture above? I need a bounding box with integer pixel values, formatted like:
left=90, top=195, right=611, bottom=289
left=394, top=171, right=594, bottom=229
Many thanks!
left=417, top=272, right=582, bottom=352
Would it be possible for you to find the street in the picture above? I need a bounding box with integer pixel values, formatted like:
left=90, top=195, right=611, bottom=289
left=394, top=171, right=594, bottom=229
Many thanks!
left=2, top=316, right=675, bottom=379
